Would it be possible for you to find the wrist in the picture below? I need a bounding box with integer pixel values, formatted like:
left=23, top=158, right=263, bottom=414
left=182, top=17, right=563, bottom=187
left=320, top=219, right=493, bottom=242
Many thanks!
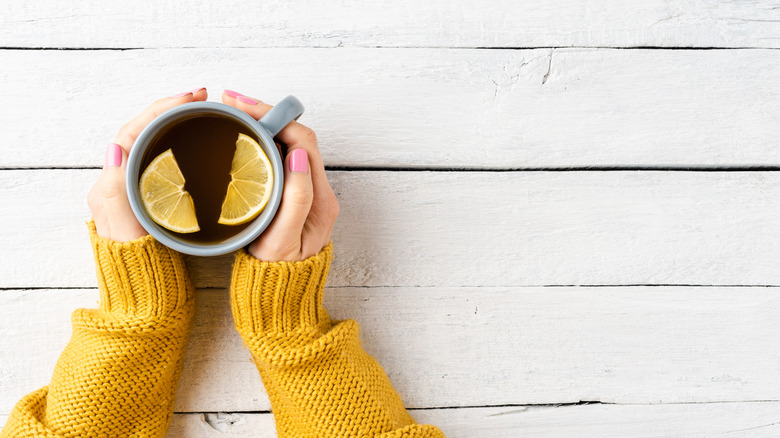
left=87, top=218, right=193, bottom=320
left=231, top=242, right=333, bottom=334
left=91, top=215, right=148, bottom=243
left=246, top=240, right=303, bottom=262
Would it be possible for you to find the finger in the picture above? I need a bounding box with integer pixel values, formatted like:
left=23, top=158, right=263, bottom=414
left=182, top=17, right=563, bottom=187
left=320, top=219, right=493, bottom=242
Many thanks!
left=99, top=143, right=147, bottom=242
left=191, top=87, right=208, bottom=101
left=221, top=89, right=244, bottom=107
left=114, top=90, right=201, bottom=152
left=222, top=91, right=319, bottom=152
left=251, top=148, right=313, bottom=260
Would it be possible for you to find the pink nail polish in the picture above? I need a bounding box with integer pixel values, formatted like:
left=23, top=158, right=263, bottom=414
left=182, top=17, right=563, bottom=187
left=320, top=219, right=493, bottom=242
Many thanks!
left=105, top=143, right=123, bottom=167
left=237, top=95, right=258, bottom=105
left=289, top=148, right=308, bottom=173
left=190, top=87, right=206, bottom=94
left=224, top=89, right=243, bottom=98
left=171, top=91, right=192, bottom=98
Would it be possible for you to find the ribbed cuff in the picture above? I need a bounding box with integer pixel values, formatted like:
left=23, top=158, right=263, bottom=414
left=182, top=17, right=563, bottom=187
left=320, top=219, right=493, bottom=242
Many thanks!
left=378, top=424, right=448, bottom=438
left=86, top=219, right=193, bottom=321
left=230, top=243, right=334, bottom=336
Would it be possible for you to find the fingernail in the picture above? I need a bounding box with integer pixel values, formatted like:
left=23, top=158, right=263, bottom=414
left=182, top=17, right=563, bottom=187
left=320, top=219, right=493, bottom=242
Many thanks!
left=289, top=148, right=308, bottom=173
left=171, top=91, right=192, bottom=98
left=237, top=95, right=258, bottom=105
left=105, top=143, right=123, bottom=167
left=224, top=89, right=242, bottom=98
left=190, top=87, right=206, bottom=94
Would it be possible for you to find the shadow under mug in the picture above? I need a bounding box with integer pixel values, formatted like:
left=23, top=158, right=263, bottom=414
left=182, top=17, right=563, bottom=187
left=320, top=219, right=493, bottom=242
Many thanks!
left=126, top=95, right=304, bottom=256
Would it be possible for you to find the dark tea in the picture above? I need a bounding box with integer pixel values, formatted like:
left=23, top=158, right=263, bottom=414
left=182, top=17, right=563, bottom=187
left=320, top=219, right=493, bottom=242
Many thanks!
left=140, top=114, right=262, bottom=244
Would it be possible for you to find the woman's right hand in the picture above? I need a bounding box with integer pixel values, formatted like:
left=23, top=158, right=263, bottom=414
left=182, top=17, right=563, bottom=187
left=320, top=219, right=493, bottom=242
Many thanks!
left=221, top=90, right=340, bottom=262
left=87, top=88, right=209, bottom=242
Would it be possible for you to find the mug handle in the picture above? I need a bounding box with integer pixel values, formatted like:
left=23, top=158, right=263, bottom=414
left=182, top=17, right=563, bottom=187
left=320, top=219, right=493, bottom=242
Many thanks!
left=258, top=95, right=305, bottom=137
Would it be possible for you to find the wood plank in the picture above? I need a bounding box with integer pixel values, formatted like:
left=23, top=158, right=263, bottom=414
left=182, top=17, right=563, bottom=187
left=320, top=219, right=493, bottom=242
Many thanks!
left=2, top=287, right=779, bottom=413
left=3, top=403, right=780, bottom=437
left=2, top=1, right=779, bottom=48
left=1, top=49, right=778, bottom=168
left=166, top=403, right=780, bottom=438
left=3, top=170, right=780, bottom=288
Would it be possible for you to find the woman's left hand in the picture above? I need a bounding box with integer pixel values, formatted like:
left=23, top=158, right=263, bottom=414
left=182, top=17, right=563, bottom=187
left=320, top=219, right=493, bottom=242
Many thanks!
left=221, top=90, right=340, bottom=262
left=87, top=88, right=208, bottom=242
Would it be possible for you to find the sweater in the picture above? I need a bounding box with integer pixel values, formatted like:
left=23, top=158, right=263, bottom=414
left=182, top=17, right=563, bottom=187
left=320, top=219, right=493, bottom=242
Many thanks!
left=1, top=220, right=444, bottom=438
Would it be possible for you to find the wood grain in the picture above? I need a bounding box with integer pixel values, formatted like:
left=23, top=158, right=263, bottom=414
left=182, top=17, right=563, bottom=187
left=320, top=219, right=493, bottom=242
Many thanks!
left=166, top=403, right=780, bottom=438
left=2, top=170, right=780, bottom=288
left=2, top=1, right=779, bottom=49
left=2, top=3, right=777, bottom=436
left=4, top=402, right=779, bottom=437
left=1, top=49, right=778, bottom=168
left=3, top=403, right=780, bottom=437
left=2, top=287, right=778, bottom=414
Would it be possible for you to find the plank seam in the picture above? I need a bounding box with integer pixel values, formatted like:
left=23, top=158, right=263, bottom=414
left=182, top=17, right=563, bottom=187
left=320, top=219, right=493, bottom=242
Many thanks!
left=0, top=46, right=776, bottom=51
left=327, top=166, right=780, bottom=172
left=8, top=166, right=780, bottom=172
left=5, top=283, right=780, bottom=291
left=170, top=399, right=780, bottom=415
left=406, top=399, right=780, bottom=409
left=0, top=47, right=142, bottom=51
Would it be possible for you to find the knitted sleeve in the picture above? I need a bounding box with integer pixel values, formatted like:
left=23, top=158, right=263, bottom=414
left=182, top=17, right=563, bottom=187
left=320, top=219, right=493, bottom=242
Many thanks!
left=230, top=243, right=445, bottom=437
left=0, top=219, right=195, bottom=438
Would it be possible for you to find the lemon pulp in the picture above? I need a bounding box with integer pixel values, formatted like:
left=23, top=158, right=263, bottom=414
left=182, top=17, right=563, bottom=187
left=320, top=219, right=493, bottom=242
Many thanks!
left=218, top=133, right=274, bottom=225
left=139, top=149, right=200, bottom=233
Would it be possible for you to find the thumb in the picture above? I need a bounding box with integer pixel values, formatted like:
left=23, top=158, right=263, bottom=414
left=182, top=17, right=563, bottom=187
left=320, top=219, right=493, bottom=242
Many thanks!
left=249, top=148, right=313, bottom=261
left=99, top=143, right=147, bottom=242
left=99, top=143, right=128, bottom=200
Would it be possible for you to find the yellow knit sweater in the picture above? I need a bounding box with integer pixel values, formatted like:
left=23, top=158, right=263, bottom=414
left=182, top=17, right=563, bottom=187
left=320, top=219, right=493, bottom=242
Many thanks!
left=1, top=220, right=444, bottom=438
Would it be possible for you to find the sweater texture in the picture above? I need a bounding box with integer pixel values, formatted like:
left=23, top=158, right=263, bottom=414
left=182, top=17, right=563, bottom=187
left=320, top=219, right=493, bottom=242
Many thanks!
left=1, top=220, right=443, bottom=437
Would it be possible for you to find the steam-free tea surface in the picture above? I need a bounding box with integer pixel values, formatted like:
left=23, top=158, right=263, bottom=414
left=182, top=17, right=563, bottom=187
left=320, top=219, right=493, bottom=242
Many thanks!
left=140, top=115, right=257, bottom=243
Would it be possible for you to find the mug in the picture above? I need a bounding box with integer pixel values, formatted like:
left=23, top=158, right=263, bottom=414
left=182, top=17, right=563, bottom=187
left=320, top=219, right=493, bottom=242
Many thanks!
left=126, top=95, right=304, bottom=256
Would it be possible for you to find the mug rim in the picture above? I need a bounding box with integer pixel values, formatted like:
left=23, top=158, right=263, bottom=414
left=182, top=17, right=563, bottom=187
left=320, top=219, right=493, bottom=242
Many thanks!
left=126, top=101, right=284, bottom=256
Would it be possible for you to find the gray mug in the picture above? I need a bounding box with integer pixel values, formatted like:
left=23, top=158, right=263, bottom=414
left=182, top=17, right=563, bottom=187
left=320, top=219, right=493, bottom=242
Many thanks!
left=126, top=95, right=304, bottom=256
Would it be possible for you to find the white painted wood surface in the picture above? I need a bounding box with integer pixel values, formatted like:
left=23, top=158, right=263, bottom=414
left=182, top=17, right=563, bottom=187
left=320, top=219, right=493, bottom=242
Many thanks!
left=3, top=1, right=779, bottom=49
left=4, top=403, right=780, bottom=437
left=1, top=49, right=778, bottom=168
left=2, top=287, right=779, bottom=414
left=2, top=2, right=778, bottom=436
left=166, top=403, right=780, bottom=438
left=3, top=170, right=780, bottom=288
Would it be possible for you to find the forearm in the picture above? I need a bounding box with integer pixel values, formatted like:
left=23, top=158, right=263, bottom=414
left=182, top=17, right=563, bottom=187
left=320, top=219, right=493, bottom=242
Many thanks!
left=1, top=220, right=194, bottom=438
left=230, top=243, right=444, bottom=437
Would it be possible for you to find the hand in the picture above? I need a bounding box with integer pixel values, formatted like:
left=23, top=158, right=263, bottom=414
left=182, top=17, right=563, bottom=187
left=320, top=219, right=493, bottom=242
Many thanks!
left=87, top=88, right=209, bottom=242
left=222, top=91, right=340, bottom=261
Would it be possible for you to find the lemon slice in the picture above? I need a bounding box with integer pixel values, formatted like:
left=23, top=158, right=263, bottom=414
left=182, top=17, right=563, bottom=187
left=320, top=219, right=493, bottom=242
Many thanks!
left=139, top=149, right=200, bottom=233
left=218, top=133, right=273, bottom=225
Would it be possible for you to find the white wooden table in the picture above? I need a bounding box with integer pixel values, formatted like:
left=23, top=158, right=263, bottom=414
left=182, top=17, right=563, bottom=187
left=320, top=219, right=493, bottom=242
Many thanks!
left=1, top=2, right=779, bottom=436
